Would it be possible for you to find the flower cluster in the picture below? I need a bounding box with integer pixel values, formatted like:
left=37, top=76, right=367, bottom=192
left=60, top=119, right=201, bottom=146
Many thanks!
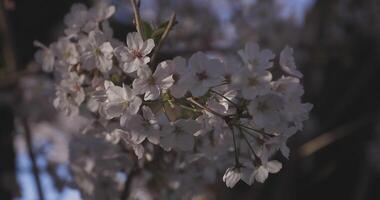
left=35, top=2, right=312, bottom=191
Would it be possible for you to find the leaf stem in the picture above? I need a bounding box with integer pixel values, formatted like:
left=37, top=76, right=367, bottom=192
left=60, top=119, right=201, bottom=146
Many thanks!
left=130, top=0, right=144, bottom=38
left=150, top=13, right=176, bottom=67
left=210, top=89, right=238, bottom=108
left=228, top=123, right=240, bottom=166
left=186, top=97, right=226, bottom=118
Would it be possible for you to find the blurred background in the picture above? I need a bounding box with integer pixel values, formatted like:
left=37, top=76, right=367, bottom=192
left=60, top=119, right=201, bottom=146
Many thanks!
left=1, top=0, right=380, bottom=199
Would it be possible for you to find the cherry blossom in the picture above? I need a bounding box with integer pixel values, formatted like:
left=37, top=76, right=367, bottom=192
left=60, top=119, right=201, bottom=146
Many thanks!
left=34, top=1, right=312, bottom=193
left=79, top=31, right=114, bottom=73
left=132, top=65, right=174, bottom=100
left=115, top=32, right=155, bottom=73
left=188, top=52, right=223, bottom=96
left=103, top=81, right=142, bottom=125
left=34, top=41, right=55, bottom=72
left=280, top=46, right=303, bottom=78
left=223, top=167, right=242, bottom=188
left=238, top=42, right=275, bottom=72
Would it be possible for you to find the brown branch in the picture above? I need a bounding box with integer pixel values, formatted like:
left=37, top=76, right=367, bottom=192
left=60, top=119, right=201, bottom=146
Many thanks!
left=21, top=118, right=45, bottom=200
left=298, top=117, right=375, bottom=158
left=120, top=157, right=141, bottom=200
left=129, top=0, right=143, bottom=38
left=186, top=97, right=227, bottom=119
left=0, top=67, right=41, bottom=89
left=150, top=13, right=176, bottom=67
left=0, top=1, right=17, bottom=71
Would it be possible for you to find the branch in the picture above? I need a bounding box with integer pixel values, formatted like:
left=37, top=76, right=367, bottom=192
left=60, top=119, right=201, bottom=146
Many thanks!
left=21, top=118, right=45, bottom=200
left=298, top=117, right=374, bottom=157
left=120, top=166, right=139, bottom=200
left=186, top=97, right=226, bottom=118
left=0, top=1, right=17, bottom=71
left=150, top=13, right=176, bottom=67
left=129, top=0, right=143, bottom=37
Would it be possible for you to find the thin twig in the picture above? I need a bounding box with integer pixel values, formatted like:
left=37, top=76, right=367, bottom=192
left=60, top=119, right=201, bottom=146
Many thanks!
left=186, top=97, right=226, bottom=118
left=239, top=123, right=276, bottom=137
left=21, top=119, right=45, bottom=200
left=239, top=126, right=257, bottom=157
left=228, top=123, right=240, bottom=166
left=130, top=0, right=143, bottom=37
left=240, top=126, right=263, bottom=139
left=0, top=1, right=17, bottom=71
left=210, top=89, right=239, bottom=108
left=178, top=104, right=201, bottom=113
left=0, top=67, right=41, bottom=89
left=150, top=13, right=176, bottom=67
left=298, top=117, right=374, bottom=157
left=120, top=160, right=140, bottom=200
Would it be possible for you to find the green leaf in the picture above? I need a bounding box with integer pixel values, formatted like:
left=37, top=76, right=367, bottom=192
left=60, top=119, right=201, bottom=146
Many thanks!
left=141, top=21, right=153, bottom=40
left=151, top=20, right=178, bottom=43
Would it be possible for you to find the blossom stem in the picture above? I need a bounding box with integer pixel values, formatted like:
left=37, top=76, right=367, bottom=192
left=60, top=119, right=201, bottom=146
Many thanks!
left=130, top=0, right=144, bottom=38
left=210, top=82, right=229, bottom=88
left=239, top=124, right=276, bottom=137
left=238, top=126, right=257, bottom=157
left=178, top=104, right=201, bottom=113
left=210, top=89, right=239, bottom=108
left=228, top=123, right=240, bottom=166
left=238, top=125, right=263, bottom=139
left=240, top=127, right=266, bottom=144
left=186, top=97, right=226, bottom=118
left=150, top=13, right=176, bottom=67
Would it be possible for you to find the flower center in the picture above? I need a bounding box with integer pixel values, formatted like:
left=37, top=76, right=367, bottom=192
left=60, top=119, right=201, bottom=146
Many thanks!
left=173, top=73, right=180, bottom=84
left=248, top=77, right=259, bottom=86
left=249, top=58, right=260, bottom=67
left=196, top=70, right=208, bottom=81
left=95, top=48, right=102, bottom=56
left=72, top=83, right=81, bottom=92
left=224, top=74, right=231, bottom=83
left=132, top=50, right=143, bottom=59
left=173, top=125, right=184, bottom=134
left=147, top=76, right=156, bottom=85
left=256, top=101, right=269, bottom=113
left=122, top=101, right=129, bottom=109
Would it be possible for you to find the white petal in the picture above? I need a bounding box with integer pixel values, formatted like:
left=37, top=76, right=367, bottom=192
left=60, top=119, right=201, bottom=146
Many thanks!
left=177, top=133, right=194, bottom=151
left=253, top=166, right=268, bottom=183
left=128, top=97, right=142, bottom=114
left=266, top=160, right=282, bottom=174
left=144, top=87, right=160, bottom=100
left=141, top=38, right=155, bottom=56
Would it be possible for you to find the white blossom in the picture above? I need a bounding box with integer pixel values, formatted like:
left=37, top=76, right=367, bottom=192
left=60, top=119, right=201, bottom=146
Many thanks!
left=248, top=93, right=286, bottom=132
left=223, top=167, right=242, bottom=188
left=110, top=129, right=144, bottom=159
left=160, top=119, right=201, bottom=151
left=79, top=31, right=114, bottom=73
left=115, top=32, right=155, bottom=73
left=249, top=160, right=282, bottom=183
left=53, top=72, right=85, bottom=115
left=280, top=46, right=303, bottom=78
left=34, top=41, right=55, bottom=72
left=54, top=37, right=79, bottom=66
left=238, top=42, right=275, bottom=72
left=164, top=57, right=192, bottom=98
left=188, top=52, right=223, bottom=96
left=132, top=66, right=174, bottom=100
left=233, top=68, right=272, bottom=100
left=64, top=3, right=89, bottom=36
left=34, top=3, right=313, bottom=192
left=272, top=76, right=304, bottom=98
left=103, top=81, right=142, bottom=125
left=123, top=106, right=160, bottom=145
